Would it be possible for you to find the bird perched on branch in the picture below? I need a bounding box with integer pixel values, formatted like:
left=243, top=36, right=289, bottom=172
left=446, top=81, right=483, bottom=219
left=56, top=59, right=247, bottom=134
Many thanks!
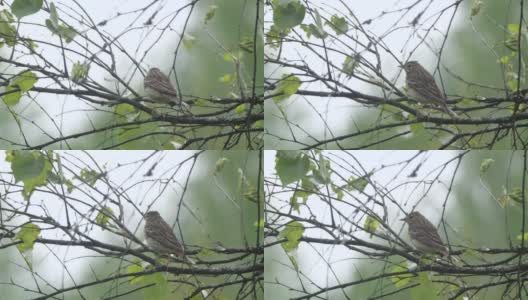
left=144, top=67, right=190, bottom=113
left=144, top=211, right=184, bottom=258
left=401, top=211, right=448, bottom=256
left=401, top=61, right=457, bottom=117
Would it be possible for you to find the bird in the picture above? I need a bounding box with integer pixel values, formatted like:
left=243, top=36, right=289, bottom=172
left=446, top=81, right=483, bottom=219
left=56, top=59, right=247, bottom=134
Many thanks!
left=143, top=211, right=184, bottom=258
left=400, top=211, right=448, bottom=256
left=143, top=67, right=190, bottom=113
left=401, top=61, right=457, bottom=117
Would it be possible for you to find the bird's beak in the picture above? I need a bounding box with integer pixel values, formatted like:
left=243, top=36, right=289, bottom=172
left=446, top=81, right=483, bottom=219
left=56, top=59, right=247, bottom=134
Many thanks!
left=400, top=216, right=408, bottom=222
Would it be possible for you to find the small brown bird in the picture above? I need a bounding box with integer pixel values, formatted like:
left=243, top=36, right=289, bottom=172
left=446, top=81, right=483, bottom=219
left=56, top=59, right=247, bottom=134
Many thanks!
left=402, top=61, right=457, bottom=117
left=143, top=67, right=190, bottom=113
left=401, top=211, right=448, bottom=256
left=144, top=211, right=184, bottom=258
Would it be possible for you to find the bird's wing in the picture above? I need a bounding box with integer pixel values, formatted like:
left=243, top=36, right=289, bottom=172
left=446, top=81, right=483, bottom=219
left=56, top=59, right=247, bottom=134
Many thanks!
left=407, top=66, right=446, bottom=101
left=423, top=76, right=445, bottom=100
left=421, top=220, right=446, bottom=247
left=145, top=70, right=178, bottom=96
left=158, top=219, right=184, bottom=250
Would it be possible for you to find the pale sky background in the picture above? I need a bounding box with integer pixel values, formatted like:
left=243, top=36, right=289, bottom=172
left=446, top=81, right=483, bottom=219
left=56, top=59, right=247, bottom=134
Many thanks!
left=1, top=149, right=263, bottom=299
left=265, top=0, right=471, bottom=148
left=0, top=150, right=199, bottom=294
left=264, top=150, right=489, bottom=297
left=3, top=0, right=222, bottom=147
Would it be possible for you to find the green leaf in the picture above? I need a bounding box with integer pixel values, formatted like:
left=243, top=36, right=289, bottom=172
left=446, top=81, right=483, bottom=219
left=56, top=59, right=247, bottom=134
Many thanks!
left=457, top=98, right=474, bottom=107
left=342, top=55, right=358, bottom=77
left=239, top=37, right=254, bottom=53
left=47, top=172, right=74, bottom=193
left=364, top=215, right=380, bottom=237
left=239, top=168, right=257, bottom=203
left=46, top=1, right=78, bottom=43
left=300, top=10, right=327, bottom=39
left=70, top=61, right=90, bottom=83
left=54, top=24, right=77, bottom=43
left=3, top=86, right=22, bottom=106
left=346, top=175, right=369, bottom=192
left=301, top=176, right=318, bottom=193
left=114, top=103, right=138, bottom=122
left=273, top=74, right=301, bottom=102
left=79, top=169, right=103, bottom=186
left=275, top=150, right=310, bottom=186
left=280, top=221, right=304, bottom=252
left=16, top=223, right=40, bottom=252
left=508, top=24, right=520, bottom=35
left=6, top=150, right=52, bottom=199
left=115, top=120, right=160, bottom=149
left=516, top=232, right=528, bottom=241
left=504, top=24, right=521, bottom=52
left=411, top=122, right=425, bottom=134
left=96, top=207, right=113, bottom=226
left=391, top=264, right=413, bottom=288
left=162, top=138, right=186, bottom=150
left=498, top=56, right=510, bottom=64
left=4, top=71, right=38, bottom=106
left=219, top=73, right=234, bottom=83
left=234, top=104, right=246, bottom=114
left=504, top=37, right=519, bottom=51
left=470, top=0, right=483, bottom=17
left=11, top=0, right=43, bottom=19
left=300, top=23, right=327, bottom=39
left=194, top=98, right=209, bottom=106
left=311, top=154, right=331, bottom=184
left=214, top=157, right=229, bottom=174
left=289, top=194, right=301, bottom=212
left=0, top=10, right=17, bottom=47
left=204, top=5, right=217, bottom=24
left=129, top=264, right=169, bottom=298
left=326, top=15, right=348, bottom=34
left=273, top=0, right=305, bottom=30
left=287, top=254, right=298, bottom=271
left=127, top=261, right=145, bottom=284
left=289, top=178, right=316, bottom=211
left=506, top=71, right=519, bottom=91
left=143, top=273, right=168, bottom=299
left=197, top=247, right=215, bottom=258
left=331, top=184, right=344, bottom=200
left=462, top=248, right=477, bottom=258
left=410, top=272, right=440, bottom=300
left=382, top=104, right=406, bottom=121
left=65, top=180, right=74, bottom=193
left=312, top=10, right=327, bottom=38
left=254, top=120, right=264, bottom=128
left=15, top=71, right=37, bottom=92
left=266, top=24, right=290, bottom=49
left=479, top=158, right=494, bottom=174
left=498, top=188, right=509, bottom=208
left=508, top=186, right=524, bottom=204
left=255, top=218, right=265, bottom=228
left=182, top=33, right=196, bottom=49
left=223, top=52, right=235, bottom=62
left=48, top=2, right=58, bottom=26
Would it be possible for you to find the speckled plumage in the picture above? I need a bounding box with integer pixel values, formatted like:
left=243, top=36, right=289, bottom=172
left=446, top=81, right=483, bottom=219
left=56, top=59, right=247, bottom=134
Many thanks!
left=144, top=211, right=184, bottom=257
left=144, top=68, right=190, bottom=112
left=401, top=211, right=448, bottom=256
left=402, top=61, right=456, bottom=117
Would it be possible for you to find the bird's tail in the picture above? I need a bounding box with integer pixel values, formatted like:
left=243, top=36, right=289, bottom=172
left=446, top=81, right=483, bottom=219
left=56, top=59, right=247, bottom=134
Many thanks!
left=169, top=100, right=192, bottom=114
left=179, top=101, right=192, bottom=115
left=442, top=104, right=457, bottom=118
